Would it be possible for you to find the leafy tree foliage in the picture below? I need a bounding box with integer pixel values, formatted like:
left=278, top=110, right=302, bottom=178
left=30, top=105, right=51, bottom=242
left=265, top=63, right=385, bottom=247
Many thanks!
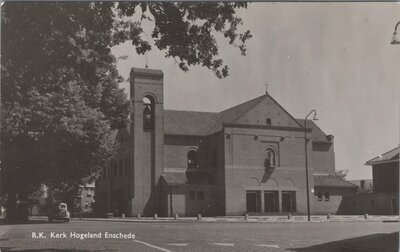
left=1, top=2, right=250, bottom=220
left=334, top=169, right=349, bottom=180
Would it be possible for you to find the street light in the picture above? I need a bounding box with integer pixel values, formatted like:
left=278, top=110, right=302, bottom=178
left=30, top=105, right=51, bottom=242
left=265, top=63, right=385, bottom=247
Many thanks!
left=391, top=21, right=400, bottom=45
left=304, top=109, right=318, bottom=221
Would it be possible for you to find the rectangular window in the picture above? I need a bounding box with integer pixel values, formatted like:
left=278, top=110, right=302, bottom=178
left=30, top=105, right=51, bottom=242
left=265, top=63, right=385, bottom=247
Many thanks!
left=266, top=118, right=271, bottom=125
left=324, top=192, right=330, bottom=201
left=197, top=191, right=204, bottom=200
left=282, top=191, right=296, bottom=212
left=317, top=193, right=322, bottom=201
left=189, top=191, right=195, bottom=200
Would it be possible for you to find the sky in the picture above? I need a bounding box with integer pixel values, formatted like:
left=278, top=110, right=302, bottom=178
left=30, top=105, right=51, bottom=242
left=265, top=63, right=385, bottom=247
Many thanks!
left=112, top=2, right=400, bottom=180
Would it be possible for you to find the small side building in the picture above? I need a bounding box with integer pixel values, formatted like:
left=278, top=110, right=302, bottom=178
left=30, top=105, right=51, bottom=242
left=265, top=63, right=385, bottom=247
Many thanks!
left=313, top=174, right=357, bottom=214
left=341, top=147, right=399, bottom=215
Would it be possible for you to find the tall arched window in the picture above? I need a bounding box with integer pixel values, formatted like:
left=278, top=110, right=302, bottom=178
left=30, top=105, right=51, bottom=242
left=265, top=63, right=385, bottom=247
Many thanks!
left=264, top=148, right=276, bottom=169
left=143, top=96, right=154, bottom=131
left=187, top=150, right=198, bottom=169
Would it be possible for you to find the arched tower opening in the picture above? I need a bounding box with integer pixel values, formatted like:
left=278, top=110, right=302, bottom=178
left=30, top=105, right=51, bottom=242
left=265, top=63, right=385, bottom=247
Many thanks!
left=143, top=95, right=155, bottom=131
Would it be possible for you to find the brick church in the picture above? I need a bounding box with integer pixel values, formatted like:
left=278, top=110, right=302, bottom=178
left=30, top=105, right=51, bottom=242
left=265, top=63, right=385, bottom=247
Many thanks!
left=95, top=67, right=357, bottom=217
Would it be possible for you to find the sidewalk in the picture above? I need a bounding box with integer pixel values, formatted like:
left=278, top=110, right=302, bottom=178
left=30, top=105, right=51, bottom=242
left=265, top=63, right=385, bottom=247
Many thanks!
left=63, top=214, right=399, bottom=223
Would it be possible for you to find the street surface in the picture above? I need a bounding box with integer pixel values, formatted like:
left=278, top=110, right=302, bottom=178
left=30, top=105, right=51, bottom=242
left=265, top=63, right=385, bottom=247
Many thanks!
left=0, top=219, right=398, bottom=251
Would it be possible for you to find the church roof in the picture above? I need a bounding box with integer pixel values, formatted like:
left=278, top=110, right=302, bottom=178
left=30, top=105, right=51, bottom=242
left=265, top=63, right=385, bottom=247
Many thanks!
left=164, top=110, right=218, bottom=136
left=164, top=95, right=265, bottom=136
left=313, top=174, right=358, bottom=188
left=112, top=94, right=331, bottom=139
left=164, top=94, right=331, bottom=140
left=365, top=146, right=399, bottom=166
left=164, top=95, right=268, bottom=136
left=207, top=94, right=269, bottom=133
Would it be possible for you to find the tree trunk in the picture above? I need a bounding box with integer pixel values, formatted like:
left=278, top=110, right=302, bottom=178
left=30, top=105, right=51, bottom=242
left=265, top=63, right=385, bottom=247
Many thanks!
left=17, top=192, right=29, bottom=222
left=5, top=191, right=17, bottom=221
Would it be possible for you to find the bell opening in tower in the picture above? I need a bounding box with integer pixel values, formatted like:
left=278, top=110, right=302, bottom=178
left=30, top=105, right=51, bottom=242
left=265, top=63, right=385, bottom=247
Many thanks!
left=143, top=96, right=155, bottom=131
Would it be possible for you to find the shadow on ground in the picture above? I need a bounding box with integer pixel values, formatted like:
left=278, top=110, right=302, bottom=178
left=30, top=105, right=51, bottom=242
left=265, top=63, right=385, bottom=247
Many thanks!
left=288, top=232, right=399, bottom=252
left=0, top=248, right=116, bottom=252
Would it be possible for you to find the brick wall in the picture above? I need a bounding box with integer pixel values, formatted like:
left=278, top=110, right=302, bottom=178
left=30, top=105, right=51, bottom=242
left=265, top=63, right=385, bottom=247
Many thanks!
left=129, top=68, right=164, bottom=217
left=340, top=192, right=399, bottom=215
left=312, top=142, right=335, bottom=174
left=160, top=184, right=219, bottom=217
left=223, top=126, right=314, bottom=215
left=313, top=187, right=356, bottom=214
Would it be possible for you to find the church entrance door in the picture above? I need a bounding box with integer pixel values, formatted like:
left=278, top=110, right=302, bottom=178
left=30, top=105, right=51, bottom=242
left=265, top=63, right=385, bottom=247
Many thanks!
left=246, top=191, right=261, bottom=213
left=264, top=191, right=279, bottom=212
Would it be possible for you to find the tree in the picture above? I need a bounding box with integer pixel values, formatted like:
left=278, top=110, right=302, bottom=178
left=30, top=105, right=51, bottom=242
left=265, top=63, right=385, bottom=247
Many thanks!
left=334, top=169, right=349, bottom=180
left=1, top=2, right=251, bottom=221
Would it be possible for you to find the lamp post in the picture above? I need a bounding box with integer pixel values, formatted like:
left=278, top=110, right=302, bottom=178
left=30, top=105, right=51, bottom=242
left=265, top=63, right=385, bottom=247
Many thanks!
left=304, top=109, right=318, bottom=221
left=391, top=21, right=400, bottom=45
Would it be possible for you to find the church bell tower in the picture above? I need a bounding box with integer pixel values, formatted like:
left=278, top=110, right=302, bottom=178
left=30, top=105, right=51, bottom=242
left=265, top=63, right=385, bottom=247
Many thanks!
left=129, top=68, right=164, bottom=216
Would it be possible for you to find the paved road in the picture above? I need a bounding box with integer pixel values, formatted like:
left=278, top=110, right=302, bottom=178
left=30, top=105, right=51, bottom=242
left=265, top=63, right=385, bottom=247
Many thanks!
left=0, top=219, right=398, bottom=251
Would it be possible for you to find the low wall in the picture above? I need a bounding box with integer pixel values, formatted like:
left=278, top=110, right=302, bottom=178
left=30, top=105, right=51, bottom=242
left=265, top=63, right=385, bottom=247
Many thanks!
left=339, top=192, right=399, bottom=215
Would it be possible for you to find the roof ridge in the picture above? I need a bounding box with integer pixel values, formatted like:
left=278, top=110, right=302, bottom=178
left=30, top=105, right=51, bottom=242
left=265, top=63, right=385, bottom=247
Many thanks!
left=365, top=146, right=400, bottom=164
left=218, top=94, right=267, bottom=114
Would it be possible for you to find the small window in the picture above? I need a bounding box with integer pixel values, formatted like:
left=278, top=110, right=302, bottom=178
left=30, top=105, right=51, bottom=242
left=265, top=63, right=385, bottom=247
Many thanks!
left=266, top=118, right=271, bottom=125
left=324, top=192, right=330, bottom=201
left=317, top=192, right=322, bottom=201
left=187, top=150, right=198, bottom=169
left=189, top=191, right=195, bottom=200
left=197, top=191, right=204, bottom=200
